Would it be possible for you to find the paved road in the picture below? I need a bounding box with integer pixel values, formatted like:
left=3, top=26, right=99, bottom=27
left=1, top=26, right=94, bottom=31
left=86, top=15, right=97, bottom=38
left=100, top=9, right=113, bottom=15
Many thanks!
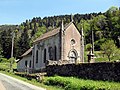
left=0, top=73, right=45, bottom=90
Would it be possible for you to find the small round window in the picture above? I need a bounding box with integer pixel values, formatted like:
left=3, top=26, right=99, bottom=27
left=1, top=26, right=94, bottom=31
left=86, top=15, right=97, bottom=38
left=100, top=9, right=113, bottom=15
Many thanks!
left=71, top=39, right=75, bottom=45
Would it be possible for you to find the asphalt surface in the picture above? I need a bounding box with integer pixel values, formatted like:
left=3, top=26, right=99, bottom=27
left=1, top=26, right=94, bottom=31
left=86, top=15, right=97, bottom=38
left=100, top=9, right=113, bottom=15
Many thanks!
left=0, top=73, right=45, bottom=90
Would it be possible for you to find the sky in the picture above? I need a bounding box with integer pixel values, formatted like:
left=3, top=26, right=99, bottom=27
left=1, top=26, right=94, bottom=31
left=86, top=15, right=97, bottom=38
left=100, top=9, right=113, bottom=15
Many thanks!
left=0, top=0, right=119, bottom=25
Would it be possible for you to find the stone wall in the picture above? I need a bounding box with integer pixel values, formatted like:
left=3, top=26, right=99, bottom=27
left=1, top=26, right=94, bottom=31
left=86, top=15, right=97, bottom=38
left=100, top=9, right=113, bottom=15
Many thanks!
left=46, top=62, right=120, bottom=82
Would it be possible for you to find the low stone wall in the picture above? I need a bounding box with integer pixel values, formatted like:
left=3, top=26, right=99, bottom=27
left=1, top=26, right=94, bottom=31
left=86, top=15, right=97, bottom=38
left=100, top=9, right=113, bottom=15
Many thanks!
left=46, top=62, right=120, bottom=82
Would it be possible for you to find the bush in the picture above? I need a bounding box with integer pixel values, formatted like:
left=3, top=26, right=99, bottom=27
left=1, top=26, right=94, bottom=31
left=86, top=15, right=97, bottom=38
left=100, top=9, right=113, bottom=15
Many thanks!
left=44, top=76, right=70, bottom=87
left=85, top=44, right=92, bottom=51
left=0, top=58, right=8, bottom=63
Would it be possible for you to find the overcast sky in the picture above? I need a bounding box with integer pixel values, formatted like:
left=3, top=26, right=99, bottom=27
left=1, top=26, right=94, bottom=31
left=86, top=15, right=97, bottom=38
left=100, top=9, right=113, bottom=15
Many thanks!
left=0, top=0, right=119, bottom=25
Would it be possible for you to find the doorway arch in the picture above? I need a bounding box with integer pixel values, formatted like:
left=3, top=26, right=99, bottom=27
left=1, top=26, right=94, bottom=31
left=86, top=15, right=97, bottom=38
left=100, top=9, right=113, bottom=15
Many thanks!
left=68, top=49, right=78, bottom=63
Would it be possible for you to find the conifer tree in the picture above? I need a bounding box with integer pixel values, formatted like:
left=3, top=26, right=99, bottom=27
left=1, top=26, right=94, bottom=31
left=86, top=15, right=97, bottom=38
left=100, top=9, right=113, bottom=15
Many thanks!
left=17, top=27, right=30, bottom=56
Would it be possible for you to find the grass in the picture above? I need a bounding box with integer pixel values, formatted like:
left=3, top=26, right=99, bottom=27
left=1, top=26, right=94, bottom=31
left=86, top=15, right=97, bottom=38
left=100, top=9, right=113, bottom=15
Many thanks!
left=44, top=76, right=120, bottom=90
left=85, top=51, right=120, bottom=62
left=95, top=57, right=108, bottom=62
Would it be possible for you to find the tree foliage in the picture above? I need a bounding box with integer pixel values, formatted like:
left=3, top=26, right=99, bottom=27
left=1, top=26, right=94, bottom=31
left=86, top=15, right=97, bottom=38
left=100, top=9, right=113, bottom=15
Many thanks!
left=101, top=40, right=117, bottom=61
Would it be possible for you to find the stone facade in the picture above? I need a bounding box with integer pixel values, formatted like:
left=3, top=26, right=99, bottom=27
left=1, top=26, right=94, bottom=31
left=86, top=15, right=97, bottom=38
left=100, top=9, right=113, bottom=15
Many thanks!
left=17, top=21, right=84, bottom=73
left=17, top=47, right=33, bottom=72
left=62, top=22, right=81, bottom=63
left=32, top=33, right=61, bottom=70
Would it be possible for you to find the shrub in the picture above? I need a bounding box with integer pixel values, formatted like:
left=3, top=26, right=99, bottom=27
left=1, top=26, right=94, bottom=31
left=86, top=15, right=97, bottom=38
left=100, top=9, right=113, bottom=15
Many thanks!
left=44, top=76, right=70, bottom=87
left=85, top=44, right=92, bottom=51
left=0, top=58, right=8, bottom=63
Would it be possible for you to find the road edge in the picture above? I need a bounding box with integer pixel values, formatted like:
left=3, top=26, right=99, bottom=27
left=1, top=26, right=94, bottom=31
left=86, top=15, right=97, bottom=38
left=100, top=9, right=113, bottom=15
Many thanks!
left=0, top=81, right=6, bottom=90
left=0, top=73, right=46, bottom=90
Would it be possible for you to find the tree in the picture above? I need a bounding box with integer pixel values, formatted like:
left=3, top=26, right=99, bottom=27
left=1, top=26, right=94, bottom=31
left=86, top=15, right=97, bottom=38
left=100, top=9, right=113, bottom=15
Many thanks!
left=105, top=6, right=120, bottom=47
left=17, top=28, right=30, bottom=56
left=101, top=40, right=117, bottom=61
left=0, top=29, right=12, bottom=58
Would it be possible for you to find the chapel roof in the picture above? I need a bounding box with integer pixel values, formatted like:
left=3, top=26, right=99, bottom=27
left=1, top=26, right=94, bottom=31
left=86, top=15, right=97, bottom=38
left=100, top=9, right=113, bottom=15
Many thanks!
left=17, top=47, right=32, bottom=63
left=33, top=22, right=73, bottom=43
left=21, top=47, right=32, bottom=57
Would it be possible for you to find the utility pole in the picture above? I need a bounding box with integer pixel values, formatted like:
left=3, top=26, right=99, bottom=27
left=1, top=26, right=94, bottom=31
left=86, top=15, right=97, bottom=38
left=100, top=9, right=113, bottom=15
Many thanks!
left=90, top=14, right=94, bottom=54
left=87, top=25, right=95, bottom=63
left=11, top=32, right=15, bottom=58
left=91, top=29, right=94, bottom=54
left=10, top=32, right=15, bottom=71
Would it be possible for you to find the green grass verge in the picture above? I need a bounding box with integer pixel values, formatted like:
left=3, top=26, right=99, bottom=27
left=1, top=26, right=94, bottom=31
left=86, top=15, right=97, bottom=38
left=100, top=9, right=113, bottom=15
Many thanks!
left=84, top=51, right=109, bottom=62
left=44, top=76, right=120, bottom=90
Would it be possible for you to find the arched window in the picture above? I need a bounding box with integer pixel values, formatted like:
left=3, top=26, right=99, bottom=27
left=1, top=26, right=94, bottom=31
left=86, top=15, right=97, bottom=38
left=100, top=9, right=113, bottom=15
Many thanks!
left=68, top=50, right=78, bottom=63
left=69, top=51, right=76, bottom=58
left=36, top=50, right=38, bottom=63
left=29, top=60, right=31, bottom=68
left=48, top=47, right=53, bottom=60
left=54, top=46, right=57, bottom=60
left=25, top=60, right=27, bottom=67
left=71, top=39, right=76, bottom=45
left=44, top=48, right=46, bottom=63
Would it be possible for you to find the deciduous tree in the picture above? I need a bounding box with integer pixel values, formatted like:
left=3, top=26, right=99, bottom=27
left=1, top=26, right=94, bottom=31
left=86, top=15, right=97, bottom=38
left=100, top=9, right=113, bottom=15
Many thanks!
left=101, top=40, right=117, bottom=61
